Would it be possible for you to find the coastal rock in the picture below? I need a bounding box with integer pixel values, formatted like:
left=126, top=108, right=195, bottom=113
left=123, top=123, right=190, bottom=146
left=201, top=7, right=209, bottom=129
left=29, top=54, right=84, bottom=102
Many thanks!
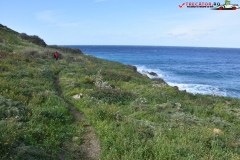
left=151, top=78, right=167, bottom=84
left=148, top=71, right=158, bottom=76
left=19, top=33, right=47, bottom=47
left=173, top=86, right=179, bottom=90
left=126, top=65, right=137, bottom=72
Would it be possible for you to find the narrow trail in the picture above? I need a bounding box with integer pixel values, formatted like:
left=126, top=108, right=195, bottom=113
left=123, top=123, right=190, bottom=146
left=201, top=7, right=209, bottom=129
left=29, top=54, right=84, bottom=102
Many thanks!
left=54, top=73, right=100, bottom=160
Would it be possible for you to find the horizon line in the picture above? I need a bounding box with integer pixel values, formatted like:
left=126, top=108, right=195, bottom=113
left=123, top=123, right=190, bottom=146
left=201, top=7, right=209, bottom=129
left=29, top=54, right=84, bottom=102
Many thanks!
left=59, top=45, right=240, bottom=49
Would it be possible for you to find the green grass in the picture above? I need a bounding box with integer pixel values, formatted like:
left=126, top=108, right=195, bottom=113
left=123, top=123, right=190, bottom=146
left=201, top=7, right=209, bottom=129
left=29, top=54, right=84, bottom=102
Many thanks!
left=0, top=54, right=84, bottom=159
left=59, top=55, right=240, bottom=160
left=1, top=24, right=240, bottom=159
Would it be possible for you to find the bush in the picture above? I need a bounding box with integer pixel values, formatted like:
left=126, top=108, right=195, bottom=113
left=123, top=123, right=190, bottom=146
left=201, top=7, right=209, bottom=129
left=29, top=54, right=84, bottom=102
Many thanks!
left=0, top=43, right=13, bottom=53
left=89, top=88, right=136, bottom=105
left=19, top=33, right=47, bottom=47
left=48, top=45, right=83, bottom=54
left=19, top=47, right=58, bottom=59
left=101, top=70, right=132, bottom=82
left=0, top=36, right=4, bottom=43
left=0, top=95, right=28, bottom=120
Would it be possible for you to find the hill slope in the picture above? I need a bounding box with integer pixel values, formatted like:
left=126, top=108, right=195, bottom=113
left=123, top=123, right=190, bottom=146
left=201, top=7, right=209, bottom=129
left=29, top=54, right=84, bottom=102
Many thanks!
left=1, top=24, right=240, bottom=160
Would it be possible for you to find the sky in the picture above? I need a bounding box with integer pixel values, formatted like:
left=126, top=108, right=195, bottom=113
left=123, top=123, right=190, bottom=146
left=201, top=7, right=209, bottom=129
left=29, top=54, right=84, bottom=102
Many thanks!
left=0, top=0, right=240, bottom=48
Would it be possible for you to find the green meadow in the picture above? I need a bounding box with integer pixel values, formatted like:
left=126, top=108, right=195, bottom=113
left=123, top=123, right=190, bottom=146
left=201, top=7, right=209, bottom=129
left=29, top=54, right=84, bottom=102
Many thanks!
left=1, top=24, right=240, bottom=160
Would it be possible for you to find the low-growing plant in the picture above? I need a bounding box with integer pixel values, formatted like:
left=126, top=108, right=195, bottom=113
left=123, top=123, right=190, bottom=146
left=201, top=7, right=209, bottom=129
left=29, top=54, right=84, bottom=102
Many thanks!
left=101, top=69, right=132, bottom=82
left=90, top=88, right=136, bottom=105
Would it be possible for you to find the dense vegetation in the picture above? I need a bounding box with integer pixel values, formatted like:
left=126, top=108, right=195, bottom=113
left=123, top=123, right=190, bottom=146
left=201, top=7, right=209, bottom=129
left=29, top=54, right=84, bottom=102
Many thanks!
left=1, top=24, right=240, bottom=160
left=19, top=33, right=47, bottom=47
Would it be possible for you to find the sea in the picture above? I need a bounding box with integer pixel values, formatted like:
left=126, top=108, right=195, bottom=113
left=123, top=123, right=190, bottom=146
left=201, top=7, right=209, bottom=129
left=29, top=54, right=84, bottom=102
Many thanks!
left=67, top=45, right=240, bottom=98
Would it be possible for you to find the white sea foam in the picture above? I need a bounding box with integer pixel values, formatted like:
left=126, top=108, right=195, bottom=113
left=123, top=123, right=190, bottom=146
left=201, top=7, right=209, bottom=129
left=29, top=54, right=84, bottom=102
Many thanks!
left=168, top=82, right=227, bottom=96
left=135, top=65, right=227, bottom=96
left=135, top=65, right=164, bottom=78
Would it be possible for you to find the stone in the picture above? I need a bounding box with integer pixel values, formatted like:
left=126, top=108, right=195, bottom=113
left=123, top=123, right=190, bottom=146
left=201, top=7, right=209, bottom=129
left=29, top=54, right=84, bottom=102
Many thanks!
left=175, top=103, right=181, bottom=107
left=151, top=78, right=167, bottom=84
left=173, top=86, right=179, bottom=90
left=73, top=93, right=83, bottom=99
left=155, top=104, right=165, bottom=111
left=213, top=128, right=224, bottom=134
left=126, top=65, right=137, bottom=72
left=148, top=71, right=158, bottom=76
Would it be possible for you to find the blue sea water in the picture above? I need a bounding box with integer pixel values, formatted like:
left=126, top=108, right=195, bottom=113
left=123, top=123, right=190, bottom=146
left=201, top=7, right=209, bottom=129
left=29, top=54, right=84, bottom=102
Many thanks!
left=68, top=45, right=240, bottom=98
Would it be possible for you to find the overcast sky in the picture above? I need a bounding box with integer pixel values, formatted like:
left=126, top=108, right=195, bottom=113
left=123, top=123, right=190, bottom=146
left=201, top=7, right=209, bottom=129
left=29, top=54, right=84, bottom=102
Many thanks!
left=1, top=0, right=240, bottom=47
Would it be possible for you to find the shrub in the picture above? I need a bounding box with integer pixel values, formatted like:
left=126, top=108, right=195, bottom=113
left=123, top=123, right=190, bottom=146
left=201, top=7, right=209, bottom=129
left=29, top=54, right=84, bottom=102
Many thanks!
left=101, top=70, right=132, bottom=82
left=0, top=43, right=13, bottom=53
left=89, top=88, right=136, bottom=105
left=0, top=36, right=4, bottom=43
left=19, top=33, right=47, bottom=47
left=48, top=45, right=83, bottom=54
left=0, top=95, right=28, bottom=120
left=19, top=47, right=58, bottom=59
left=82, top=76, right=94, bottom=84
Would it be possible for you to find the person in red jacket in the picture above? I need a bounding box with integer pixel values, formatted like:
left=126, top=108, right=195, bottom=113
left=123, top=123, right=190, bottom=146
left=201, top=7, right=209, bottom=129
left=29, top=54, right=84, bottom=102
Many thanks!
left=54, top=51, right=59, bottom=60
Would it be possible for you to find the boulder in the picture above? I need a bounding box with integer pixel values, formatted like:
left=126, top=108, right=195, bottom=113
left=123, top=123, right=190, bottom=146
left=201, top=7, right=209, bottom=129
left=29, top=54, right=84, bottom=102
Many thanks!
left=148, top=71, right=158, bottom=76
left=72, top=93, right=83, bottom=99
left=155, top=104, right=165, bottom=111
left=173, top=86, right=179, bottom=90
left=151, top=78, right=167, bottom=84
left=126, top=65, right=137, bottom=72
left=213, top=128, right=224, bottom=135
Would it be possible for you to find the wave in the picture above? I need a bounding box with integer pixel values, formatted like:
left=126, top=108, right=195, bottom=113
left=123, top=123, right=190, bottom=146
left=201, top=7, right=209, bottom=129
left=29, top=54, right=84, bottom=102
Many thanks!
left=168, top=82, right=227, bottom=96
left=134, top=65, right=227, bottom=97
left=135, top=65, right=164, bottom=78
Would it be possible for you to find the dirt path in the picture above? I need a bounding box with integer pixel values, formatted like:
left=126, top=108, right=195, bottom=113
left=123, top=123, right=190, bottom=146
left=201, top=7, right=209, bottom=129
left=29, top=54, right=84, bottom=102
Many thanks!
left=55, top=73, right=100, bottom=160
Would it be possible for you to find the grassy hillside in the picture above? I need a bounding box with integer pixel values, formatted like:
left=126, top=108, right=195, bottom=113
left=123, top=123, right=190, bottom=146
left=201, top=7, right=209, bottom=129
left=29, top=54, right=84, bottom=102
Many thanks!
left=1, top=24, right=240, bottom=160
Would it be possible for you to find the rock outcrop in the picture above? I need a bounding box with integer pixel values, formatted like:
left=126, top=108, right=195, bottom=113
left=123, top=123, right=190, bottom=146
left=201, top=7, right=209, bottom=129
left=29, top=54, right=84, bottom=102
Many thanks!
left=148, top=71, right=158, bottom=76
left=19, top=33, right=47, bottom=47
left=126, top=65, right=137, bottom=72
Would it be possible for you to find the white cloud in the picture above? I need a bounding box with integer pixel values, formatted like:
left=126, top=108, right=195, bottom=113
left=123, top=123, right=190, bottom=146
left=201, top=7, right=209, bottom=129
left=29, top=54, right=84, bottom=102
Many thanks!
left=166, top=11, right=240, bottom=40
